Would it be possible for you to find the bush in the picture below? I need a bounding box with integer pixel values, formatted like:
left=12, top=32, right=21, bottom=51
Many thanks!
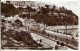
left=14, top=31, right=38, bottom=47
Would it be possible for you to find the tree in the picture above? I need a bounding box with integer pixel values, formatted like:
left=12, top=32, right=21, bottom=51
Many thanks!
left=1, top=3, right=19, bottom=17
left=41, top=5, right=50, bottom=15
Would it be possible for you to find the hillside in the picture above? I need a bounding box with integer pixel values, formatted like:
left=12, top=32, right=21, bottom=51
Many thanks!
left=1, top=1, right=78, bottom=26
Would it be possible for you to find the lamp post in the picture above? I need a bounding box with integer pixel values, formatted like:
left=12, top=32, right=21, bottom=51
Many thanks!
left=29, top=10, right=31, bottom=33
left=65, top=22, right=67, bottom=36
left=27, top=6, right=32, bottom=33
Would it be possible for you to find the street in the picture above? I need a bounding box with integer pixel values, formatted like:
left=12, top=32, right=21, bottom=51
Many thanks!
left=31, top=33, right=73, bottom=50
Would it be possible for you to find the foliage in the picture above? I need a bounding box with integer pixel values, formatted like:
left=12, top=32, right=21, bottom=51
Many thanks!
left=1, top=3, right=19, bottom=17
left=1, top=2, right=78, bottom=25
left=31, top=4, right=78, bottom=26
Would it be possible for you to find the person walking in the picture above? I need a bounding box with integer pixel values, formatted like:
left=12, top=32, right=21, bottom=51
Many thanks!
left=55, top=41, right=60, bottom=50
left=59, top=42, right=67, bottom=50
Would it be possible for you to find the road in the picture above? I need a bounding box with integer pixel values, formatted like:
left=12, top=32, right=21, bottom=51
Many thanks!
left=31, top=33, right=73, bottom=50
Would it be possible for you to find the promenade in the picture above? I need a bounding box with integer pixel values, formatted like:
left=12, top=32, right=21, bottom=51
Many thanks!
left=31, top=33, right=73, bottom=50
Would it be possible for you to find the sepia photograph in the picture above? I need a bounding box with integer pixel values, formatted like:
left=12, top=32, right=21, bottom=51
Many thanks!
left=1, top=0, right=79, bottom=50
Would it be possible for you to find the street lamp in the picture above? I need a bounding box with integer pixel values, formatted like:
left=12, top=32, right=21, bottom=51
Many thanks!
left=28, top=10, right=31, bottom=33
left=65, top=22, right=67, bottom=36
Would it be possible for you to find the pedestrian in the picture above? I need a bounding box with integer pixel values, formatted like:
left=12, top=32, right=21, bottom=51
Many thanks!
left=38, top=39, right=43, bottom=47
left=57, top=30, right=59, bottom=33
left=72, top=37, right=74, bottom=39
left=63, top=31, right=66, bottom=34
left=55, top=41, right=60, bottom=50
left=59, top=42, right=67, bottom=50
